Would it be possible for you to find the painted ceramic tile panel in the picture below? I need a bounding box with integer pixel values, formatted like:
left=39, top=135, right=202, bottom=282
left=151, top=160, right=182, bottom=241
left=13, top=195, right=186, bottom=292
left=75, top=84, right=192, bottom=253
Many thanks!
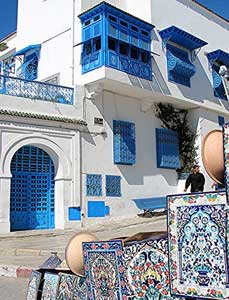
left=123, top=236, right=180, bottom=300
left=224, top=124, right=229, bottom=199
left=57, top=273, right=78, bottom=300
left=41, top=272, right=60, bottom=300
left=26, top=270, right=42, bottom=300
left=72, top=276, right=87, bottom=300
left=168, top=192, right=229, bottom=299
left=83, top=240, right=127, bottom=300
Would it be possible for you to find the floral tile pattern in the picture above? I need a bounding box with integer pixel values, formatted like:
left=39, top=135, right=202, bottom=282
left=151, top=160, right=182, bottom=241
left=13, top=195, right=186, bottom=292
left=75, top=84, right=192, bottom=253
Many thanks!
left=57, top=273, right=78, bottom=300
left=72, top=275, right=87, bottom=300
left=41, top=272, right=60, bottom=300
left=26, top=270, right=42, bottom=300
left=123, top=236, right=181, bottom=300
left=167, top=192, right=229, bottom=299
left=83, top=240, right=127, bottom=300
left=224, top=124, right=229, bottom=201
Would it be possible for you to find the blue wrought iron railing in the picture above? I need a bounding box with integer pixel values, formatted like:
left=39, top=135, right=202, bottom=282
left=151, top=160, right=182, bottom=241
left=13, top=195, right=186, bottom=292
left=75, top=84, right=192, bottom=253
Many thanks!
left=0, top=75, right=74, bottom=104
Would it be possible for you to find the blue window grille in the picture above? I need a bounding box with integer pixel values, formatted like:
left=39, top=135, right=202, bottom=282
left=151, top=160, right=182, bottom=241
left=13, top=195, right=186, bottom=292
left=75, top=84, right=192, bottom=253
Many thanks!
left=14, top=44, right=41, bottom=80
left=166, top=44, right=195, bottom=87
left=0, top=55, right=16, bottom=76
left=10, top=146, right=55, bottom=231
left=113, top=120, right=136, bottom=165
left=156, top=128, right=180, bottom=169
left=79, top=2, right=154, bottom=80
left=88, top=201, right=110, bottom=217
left=86, top=174, right=102, bottom=196
left=218, top=115, right=225, bottom=126
left=106, top=175, right=121, bottom=197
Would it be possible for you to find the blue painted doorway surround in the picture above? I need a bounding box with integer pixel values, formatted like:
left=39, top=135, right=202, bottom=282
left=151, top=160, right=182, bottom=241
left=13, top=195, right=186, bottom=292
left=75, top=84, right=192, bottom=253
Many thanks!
left=10, top=146, right=55, bottom=231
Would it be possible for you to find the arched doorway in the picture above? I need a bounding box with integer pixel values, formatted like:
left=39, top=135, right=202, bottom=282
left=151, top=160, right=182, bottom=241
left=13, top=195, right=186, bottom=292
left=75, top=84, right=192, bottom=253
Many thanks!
left=10, top=146, right=55, bottom=231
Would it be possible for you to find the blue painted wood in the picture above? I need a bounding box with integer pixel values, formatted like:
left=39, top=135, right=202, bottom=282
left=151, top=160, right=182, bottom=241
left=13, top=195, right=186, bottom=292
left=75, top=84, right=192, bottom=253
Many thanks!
left=156, top=128, right=180, bottom=169
left=113, top=120, right=136, bottom=165
left=88, top=201, right=105, bottom=217
left=86, top=174, right=102, bottom=196
left=106, top=175, right=121, bottom=197
left=69, top=207, right=81, bottom=220
left=218, top=115, right=225, bottom=126
left=10, top=146, right=55, bottom=231
left=79, top=2, right=153, bottom=80
left=212, top=64, right=227, bottom=100
left=133, top=197, right=167, bottom=210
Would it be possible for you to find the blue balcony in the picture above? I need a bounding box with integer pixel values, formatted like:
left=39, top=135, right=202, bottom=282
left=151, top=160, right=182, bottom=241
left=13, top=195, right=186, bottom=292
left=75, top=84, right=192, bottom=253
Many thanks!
left=0, top=75, right=74, bottom=104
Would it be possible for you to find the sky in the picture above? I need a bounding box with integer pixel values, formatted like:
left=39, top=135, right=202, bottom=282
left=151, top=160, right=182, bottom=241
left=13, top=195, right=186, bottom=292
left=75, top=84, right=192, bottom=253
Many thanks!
left=0, top=0, right=18, bottom=40
left=0, top=0, right=228, bottom=41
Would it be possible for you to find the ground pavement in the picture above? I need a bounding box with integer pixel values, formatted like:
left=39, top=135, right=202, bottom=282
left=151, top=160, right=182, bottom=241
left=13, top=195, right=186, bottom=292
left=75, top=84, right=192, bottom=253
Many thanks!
left=0, top=215, right=166, bottom=299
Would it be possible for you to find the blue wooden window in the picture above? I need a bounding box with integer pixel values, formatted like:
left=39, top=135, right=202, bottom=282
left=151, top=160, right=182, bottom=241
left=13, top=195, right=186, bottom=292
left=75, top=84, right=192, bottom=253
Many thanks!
left=113, top=120, right=136, bottom=165
left=212, top=64, right=227, bottom=100
left=106, top=175, right=121, bottom=197
left=166, top=44, right=195, bottom=87
left=86, top=174, right=102, bottom=196
left=79, top=2, right=154, bottom=80
left=69, top=207, right=81, bottom=220
left=218, top=115, right=225, bottom=126
left=88, top=201, right=110, bottom=217
left=156, top=128, right=180, bottom=169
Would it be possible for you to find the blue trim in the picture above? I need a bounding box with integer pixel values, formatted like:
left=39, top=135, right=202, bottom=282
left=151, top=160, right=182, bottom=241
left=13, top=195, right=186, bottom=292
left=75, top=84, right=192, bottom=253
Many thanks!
left=106, top=175, right=121, bottom=197
left=69, top=207, right=81, bottom=220
left=88, top=201, right=108, bottom=217
left=86, top=174, right=102, bottom=196
left=14, top=44, right=41, bottom=56
left=207, top=49, right=229, bottom=67
left=159, top=26, right=207, bottom=50
left=218, top=116, right=225, bottom=126
left=133, top=197, right=166, bottom=210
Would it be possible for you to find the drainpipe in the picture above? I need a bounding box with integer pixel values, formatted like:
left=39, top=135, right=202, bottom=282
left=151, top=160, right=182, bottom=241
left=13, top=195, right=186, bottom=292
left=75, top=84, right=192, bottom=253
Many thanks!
left=72, top=0, right=75, bottom=86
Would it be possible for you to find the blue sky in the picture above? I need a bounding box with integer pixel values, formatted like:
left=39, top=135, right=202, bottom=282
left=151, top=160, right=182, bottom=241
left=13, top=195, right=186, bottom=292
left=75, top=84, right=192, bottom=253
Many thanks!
left=0, top=0, right=18, bottom=40
left=0, top=0, right=228, bottom=41
left=197, top=0, right=229, bottom=20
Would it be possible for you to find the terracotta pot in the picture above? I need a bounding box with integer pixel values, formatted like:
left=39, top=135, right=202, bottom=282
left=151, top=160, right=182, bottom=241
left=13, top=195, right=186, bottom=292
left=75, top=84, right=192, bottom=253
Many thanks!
left=202, top=130, right=224, bottom=185
left=65, top=232, right=98, bottom=276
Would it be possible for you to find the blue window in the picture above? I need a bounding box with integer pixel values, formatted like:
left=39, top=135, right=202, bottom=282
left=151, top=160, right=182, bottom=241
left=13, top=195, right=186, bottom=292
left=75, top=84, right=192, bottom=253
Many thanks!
left=106, top=175, right=121, bottom=197
left=113, top=120, right=136, bottom=165
left=159, top=26, right=207, bottom=87
left=14, top=44, right=41, bottom=80
left=86, top=174, right=102, bottom=196
left=79, top=2, right=154, bottom=80
left=207, top=49, right=229, bottom=100
left=156, top=128, right=180, bottom=169
left=69, top=207, right=81, bottom=220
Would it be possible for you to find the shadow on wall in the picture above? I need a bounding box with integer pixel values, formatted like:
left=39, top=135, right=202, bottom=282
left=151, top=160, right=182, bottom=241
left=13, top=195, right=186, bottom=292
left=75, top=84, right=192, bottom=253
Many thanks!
left=84, top=94, right=178, bottom=188
left=176, top=57, right=220, bottom=105
left=177, top=0, right=229, bottom=30
left=127, top=57, right=171, bottom=96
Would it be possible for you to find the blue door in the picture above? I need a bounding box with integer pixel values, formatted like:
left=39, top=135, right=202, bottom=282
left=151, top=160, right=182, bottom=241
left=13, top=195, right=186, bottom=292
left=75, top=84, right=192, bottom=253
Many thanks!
left=10, top=146, right=55, bottom=231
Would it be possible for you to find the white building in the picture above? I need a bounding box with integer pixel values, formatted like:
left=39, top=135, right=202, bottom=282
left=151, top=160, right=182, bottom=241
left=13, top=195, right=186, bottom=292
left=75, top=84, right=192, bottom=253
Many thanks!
left=0, top=0, right=228, bottom=233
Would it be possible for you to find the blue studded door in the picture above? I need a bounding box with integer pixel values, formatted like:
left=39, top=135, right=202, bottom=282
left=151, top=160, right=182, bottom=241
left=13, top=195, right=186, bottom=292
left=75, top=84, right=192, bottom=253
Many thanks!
left=10, top=146, right=55, bottom=231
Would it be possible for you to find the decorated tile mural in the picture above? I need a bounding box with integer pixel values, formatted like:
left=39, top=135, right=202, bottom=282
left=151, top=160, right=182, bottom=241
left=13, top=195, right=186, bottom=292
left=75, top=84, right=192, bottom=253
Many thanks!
left=26, top=270, right=42, bottom=300
left=167, top=192, right=229, bottom=299
left=41, top=272, right=60, bottom=300
left=83, top=240, right=128, bottom=300
left=57, top=273, right=78, bottom=300
left=123, top=236, right=178, bottom=300
left=73, top=275, right=87, bottom=300
left=224, top=124, right=229, bottom=199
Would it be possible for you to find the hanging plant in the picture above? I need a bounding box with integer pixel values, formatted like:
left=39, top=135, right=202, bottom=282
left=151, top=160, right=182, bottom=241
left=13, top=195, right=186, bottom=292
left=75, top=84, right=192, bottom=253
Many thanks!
left=154, top=103, right=199, bottom=173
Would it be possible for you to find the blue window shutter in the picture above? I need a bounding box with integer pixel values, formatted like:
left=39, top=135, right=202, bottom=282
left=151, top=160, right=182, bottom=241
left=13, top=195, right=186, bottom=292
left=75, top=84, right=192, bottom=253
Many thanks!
left=113, top=120, right=136, bottom=165
left=88, top=201, right=105, bottom=217
left=156, top=128, right=180, bottom=169
left=69, top=207, right=81, bottom=220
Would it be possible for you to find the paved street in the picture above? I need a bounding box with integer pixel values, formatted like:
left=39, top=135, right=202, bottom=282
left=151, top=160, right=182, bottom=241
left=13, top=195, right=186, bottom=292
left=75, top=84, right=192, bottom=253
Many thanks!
left=0, top=277, right=28, bottom=300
